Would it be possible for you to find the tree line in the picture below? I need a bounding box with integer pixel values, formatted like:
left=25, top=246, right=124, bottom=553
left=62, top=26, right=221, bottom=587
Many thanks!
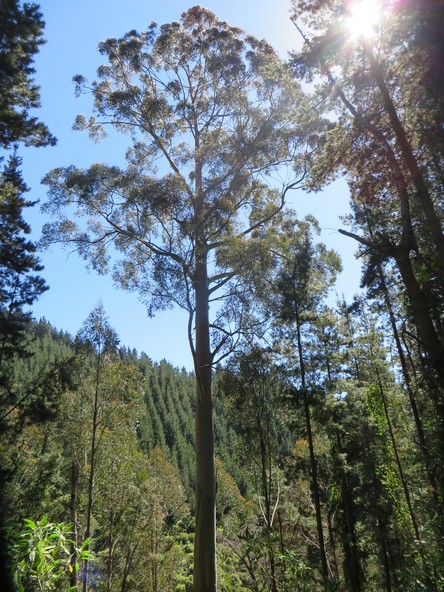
left=0, top=0, right=443, bottom=590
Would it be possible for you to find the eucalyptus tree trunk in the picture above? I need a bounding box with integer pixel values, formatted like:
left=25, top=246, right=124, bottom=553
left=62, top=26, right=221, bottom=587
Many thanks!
left=70, top=460, right=79, bottom=589
left=258, top=424, right=278, bottom=592
left=192, top=237, right=216, bottom=592
left=39, top=10, right=308, bottom=589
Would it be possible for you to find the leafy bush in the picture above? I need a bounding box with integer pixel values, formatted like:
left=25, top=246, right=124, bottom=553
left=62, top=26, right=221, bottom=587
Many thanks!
left=6, top=514, right=92, bottom=591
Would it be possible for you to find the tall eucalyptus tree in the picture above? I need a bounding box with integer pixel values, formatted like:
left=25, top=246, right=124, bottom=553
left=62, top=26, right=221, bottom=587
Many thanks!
left=41, top=7, right=313, bottom=589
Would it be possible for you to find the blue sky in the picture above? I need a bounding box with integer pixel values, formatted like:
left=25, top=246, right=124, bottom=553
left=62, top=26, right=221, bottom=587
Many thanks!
left=21, top=0, right=362, bottom=370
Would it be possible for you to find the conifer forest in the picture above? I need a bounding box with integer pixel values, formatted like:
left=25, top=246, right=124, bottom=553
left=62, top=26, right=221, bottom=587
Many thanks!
left=1, top=1, right=444, bottom=590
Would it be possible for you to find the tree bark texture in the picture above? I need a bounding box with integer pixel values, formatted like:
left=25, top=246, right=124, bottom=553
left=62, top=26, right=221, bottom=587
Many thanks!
left=335, top=431, right=362, bottom=592
left=193, top=245, right=217, bottom=592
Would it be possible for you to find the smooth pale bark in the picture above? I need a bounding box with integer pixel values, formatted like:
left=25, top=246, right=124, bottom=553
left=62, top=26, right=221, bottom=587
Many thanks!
left=70, top=461, right=79, bottom=589
left=257, top=419, right=278, bottom=592
left=192, top=242, right=216, bottom=592
left=326, top=509, right=341, bottom=583
left=41, top=13, right=305, bottom=587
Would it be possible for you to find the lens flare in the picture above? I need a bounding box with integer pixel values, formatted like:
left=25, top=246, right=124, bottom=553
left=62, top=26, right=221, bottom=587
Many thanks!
left=346, top=0, right=382, bottom=38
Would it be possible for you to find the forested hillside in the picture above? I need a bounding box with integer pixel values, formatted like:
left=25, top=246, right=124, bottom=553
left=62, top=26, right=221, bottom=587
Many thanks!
left=1, top=0, right=443, bottom=590
left=3, top=308, right=444, bottom=590
left=9, top=318, right=244, bottom=503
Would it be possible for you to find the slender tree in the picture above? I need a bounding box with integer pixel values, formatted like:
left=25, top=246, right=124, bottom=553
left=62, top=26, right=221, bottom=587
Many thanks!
left=259, top=214, right=341, bottom=585
left=0, top=0, right=55, bottom=392
left=219, top=348, right=291, bottom=591
left=74, top=305, right=119, bottom=592
left=0, top=0, right=56, bottom=149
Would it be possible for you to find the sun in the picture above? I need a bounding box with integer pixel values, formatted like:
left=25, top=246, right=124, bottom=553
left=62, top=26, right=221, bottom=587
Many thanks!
left=345, top=0, right=382, bottom=39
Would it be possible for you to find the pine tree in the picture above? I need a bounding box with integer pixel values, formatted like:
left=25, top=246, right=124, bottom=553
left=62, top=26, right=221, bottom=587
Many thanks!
left=268, top=214, right=341, bottom=585
left=0, top=0, right=56, bottom=149
left=0, top=2, right=55, bottom=586
left=0, top=153, right=48, bottom=391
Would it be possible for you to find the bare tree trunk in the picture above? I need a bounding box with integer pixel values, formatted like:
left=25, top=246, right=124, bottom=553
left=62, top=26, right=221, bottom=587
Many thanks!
left=326, top=509, right=340, bottom=583
left=339, top=226, right=444, bottom=391
left=193, top=242, right=216, bottom=592
left=258, top=425, right=278, bottom=592
left=335, top=430, right=362, bottom=592
left=107, top=512, right=115, bottom=592
left=377, top=514, right=393, bottom=592
left=70, top=460, right=79, bottom=589
left=302, top=388, right=329, bottom=580
left=394, top=248, right=444, bottom=389
left=375, top=373, right=421, bottom=541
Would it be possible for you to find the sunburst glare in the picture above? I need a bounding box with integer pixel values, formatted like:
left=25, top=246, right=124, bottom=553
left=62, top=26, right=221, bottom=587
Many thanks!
left=345, top=0, right=382, bottom=39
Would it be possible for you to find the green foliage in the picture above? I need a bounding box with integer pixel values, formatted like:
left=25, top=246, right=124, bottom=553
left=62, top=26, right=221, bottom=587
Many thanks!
left=75, top=304, right=119, bottom=356
left=0, top=0, right=56, bottom=149
left=41, top=13, right=315, bottom=585
left=0, top=21, right=56, bottom=591
left=3, top=302, right=444, bottom=590
left=6, top=515, right=92, bottom=592
left=291, top=0, right=444, bottom=396
left=2, top=316, right=200, bottom=591
left=0, top=154, right=48, bottom=394
left=173, top=532, right=194, bottom=592
left=365, top=384, right=387, bottom=436
left=274, top=548, right=312, bottom=591
left=0, top=0, right=55, bottom=409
